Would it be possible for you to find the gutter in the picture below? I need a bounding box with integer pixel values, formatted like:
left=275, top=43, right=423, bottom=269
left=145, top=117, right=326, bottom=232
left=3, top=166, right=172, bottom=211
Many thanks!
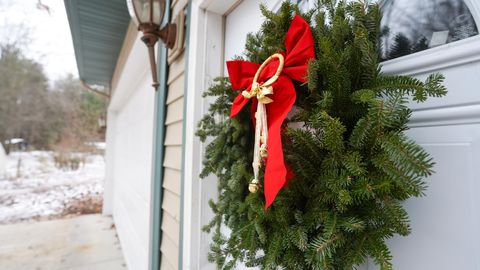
left=81, top=80, right=110, bottom=99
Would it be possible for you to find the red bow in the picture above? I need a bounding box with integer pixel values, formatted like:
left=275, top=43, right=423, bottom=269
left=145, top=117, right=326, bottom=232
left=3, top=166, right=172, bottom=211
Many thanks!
left=227, top=15, right=315, bottom=208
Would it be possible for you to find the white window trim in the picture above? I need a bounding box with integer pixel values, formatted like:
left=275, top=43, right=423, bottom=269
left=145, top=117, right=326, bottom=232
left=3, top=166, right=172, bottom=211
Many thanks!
left=380, top=0, right=480, bottom=129
left=381, top=0, right=480, bottom=76
left=381, top=35, right=480, bottom=76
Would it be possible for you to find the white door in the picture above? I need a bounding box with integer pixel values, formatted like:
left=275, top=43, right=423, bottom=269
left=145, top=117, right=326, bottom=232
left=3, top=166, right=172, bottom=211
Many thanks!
left=186, top=0, right=480, bottom=269
left=372, top=0, right=480, bottom=269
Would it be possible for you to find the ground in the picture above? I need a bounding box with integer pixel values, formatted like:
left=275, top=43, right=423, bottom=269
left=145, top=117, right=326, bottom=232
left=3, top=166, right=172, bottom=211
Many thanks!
left=0, top=151, right=104, bottom=224
left=0, top=214, right=126, bottom=270
left=0, top=151, right=127, bottom=270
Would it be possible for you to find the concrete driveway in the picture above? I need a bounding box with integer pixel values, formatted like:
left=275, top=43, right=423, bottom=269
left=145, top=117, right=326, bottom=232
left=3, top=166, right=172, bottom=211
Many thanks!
left=0, top=214, right=127, bottom=270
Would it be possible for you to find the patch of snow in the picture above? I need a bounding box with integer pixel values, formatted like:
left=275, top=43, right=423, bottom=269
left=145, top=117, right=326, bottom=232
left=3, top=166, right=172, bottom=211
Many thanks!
left=0, top=151, right=105, bottom=224
left=86, top=141, right=106, bottom=150
left=5, top=138, right=25, bottom=144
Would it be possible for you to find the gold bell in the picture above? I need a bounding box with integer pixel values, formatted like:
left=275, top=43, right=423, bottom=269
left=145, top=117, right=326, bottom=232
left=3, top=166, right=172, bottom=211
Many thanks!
left=249, top=178, right=260, bottom=193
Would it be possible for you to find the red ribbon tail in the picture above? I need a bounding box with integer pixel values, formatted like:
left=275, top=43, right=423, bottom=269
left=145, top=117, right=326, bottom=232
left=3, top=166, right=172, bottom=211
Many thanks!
left=263, top=78, right=296, bottom=208
left=263, top=123, right=291, bottom=208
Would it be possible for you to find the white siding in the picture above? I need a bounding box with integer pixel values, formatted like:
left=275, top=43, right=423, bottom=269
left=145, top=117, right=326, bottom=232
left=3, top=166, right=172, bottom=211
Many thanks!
left=105, top=29, right=155, bottom=270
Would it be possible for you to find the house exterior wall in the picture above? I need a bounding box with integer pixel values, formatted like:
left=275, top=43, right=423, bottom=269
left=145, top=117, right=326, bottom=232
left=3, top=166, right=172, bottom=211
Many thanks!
left=105, top=25, right=155, bottom=270
left=159, top=1, right=189, bottom=269
left=102, top=1, right=480, bottom=269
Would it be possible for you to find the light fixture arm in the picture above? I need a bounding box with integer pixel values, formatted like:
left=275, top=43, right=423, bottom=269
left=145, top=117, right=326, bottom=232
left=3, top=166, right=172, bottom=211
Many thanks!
left=157, top=23, right=176, bottom=49
left=146, top=43, right=160, bottom=88
left=138, top=23, right=177, bottom=89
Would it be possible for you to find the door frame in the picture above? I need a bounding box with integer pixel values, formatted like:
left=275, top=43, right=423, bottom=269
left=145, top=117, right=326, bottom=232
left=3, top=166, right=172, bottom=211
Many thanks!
left=182, top=1, right=233, bottom=269
left=182, top=1, right=290, bottom=268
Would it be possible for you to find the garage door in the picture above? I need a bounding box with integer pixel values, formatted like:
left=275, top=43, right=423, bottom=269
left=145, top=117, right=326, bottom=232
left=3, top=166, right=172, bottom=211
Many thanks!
left=372, top=0, right=480, bottom=269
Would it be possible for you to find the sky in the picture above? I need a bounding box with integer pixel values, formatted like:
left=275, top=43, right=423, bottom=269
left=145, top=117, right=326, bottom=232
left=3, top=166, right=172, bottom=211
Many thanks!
left=0, top=0, right=78, bottom=83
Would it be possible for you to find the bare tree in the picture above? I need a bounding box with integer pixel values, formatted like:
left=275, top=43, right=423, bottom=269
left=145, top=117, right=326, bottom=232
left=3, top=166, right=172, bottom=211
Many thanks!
left=0, top=44, right=63, bottom=152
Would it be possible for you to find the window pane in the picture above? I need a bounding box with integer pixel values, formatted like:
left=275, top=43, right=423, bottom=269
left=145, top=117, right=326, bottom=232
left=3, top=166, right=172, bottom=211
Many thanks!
left=380, top=0, right=478, bottom=61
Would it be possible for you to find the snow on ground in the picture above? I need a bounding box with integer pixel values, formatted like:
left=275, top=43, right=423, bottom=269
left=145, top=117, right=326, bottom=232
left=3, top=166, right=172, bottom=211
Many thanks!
left=0, top=151, right=104, bottom=224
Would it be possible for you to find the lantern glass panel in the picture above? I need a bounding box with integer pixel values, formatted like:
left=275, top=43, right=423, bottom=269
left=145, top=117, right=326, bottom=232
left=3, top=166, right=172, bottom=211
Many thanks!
left=128, top=0, right=165, bottom=25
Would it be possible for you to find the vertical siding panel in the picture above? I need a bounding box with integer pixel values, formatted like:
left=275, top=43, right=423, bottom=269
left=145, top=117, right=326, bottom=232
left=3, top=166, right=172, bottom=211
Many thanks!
left=160, top=234, right=179, bottom=268
left=163, top=146, right=183, bottom=170
left=160, top=41, right=185, bottom=268
left=162, top=189, right=181, bottom=221
left=165, top=98, right=184, bottom=125
left=160, top=254, right=177, bottom=270
left=166, top=73, right=185, bottom=104
left=163, top=168, right=181, bottom=196
left=164, top=122, right=184, bottom=146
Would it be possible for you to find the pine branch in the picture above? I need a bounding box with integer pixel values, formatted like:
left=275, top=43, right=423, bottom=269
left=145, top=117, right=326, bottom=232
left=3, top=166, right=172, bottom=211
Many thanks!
left=379, top=132, right=434, bottom=178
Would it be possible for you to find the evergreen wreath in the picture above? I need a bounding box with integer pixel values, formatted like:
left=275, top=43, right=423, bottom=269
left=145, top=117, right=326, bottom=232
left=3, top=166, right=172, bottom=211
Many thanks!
left=196, top=1, right=447, bottom=269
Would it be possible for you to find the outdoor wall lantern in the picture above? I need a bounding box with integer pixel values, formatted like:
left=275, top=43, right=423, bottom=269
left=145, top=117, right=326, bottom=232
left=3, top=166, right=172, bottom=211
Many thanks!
left=127, top=0, right=176, bottom=88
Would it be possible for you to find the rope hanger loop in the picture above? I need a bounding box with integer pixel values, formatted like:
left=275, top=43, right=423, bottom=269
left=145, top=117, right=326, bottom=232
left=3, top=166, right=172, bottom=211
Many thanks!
left=253, top=53, right=285, bottom=87
left=246, top=53, right=285, bottom=193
